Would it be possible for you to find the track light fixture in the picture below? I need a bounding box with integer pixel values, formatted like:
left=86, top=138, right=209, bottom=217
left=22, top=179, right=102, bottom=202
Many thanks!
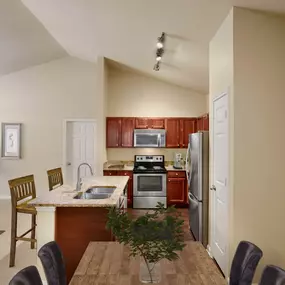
left=153, top=32, right=166, bottom=71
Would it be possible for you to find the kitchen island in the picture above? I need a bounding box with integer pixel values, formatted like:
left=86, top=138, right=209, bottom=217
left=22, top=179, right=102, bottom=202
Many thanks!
left=29, top=176, right=129, bottom=283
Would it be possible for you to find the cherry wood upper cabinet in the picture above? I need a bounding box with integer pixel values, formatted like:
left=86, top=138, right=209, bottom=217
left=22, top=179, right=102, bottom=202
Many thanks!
left=197, top=118, right=203, bottom=132
left=135, top=118, right=149, bottom=129
left=203, top=114, right=209, bottom=131
left=165, top=119, right=180, bottom=148
left=197, top=114, right=209, bottom=131
left=150, top=118, right=165, bottom=129
left=121, top=118, right=135, bottom=147
left=106, top=118, right=121, bottom=148
left=180, top=118, right=196, bottom=148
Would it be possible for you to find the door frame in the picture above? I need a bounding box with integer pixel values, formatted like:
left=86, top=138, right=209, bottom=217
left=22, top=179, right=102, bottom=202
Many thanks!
left=62, top=119, right=97, bottom=180
left=210, top=91, right=230, bottom=276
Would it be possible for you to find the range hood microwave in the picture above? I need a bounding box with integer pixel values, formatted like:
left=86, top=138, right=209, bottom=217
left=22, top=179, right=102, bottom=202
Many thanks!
left=134, top=129, right=166, bottom=148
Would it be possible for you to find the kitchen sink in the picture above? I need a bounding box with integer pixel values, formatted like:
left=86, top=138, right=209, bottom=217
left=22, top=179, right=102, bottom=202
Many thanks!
left=86, top=186, right=116, bottom=195
left=73, top=192, right=111, bottom=200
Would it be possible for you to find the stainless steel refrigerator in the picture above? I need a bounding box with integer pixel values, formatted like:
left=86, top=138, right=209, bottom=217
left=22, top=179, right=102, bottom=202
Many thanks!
left=186, top=131, right=209, bottom=247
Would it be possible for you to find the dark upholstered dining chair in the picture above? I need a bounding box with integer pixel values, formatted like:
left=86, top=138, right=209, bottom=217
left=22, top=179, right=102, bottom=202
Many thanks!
left=259, top=265, right=285, bottom=285
left=9, top=265, right=43, bottom=285
left=38, top=241, right=66, bottom=285
left=229, top=241, right=263, bottom=285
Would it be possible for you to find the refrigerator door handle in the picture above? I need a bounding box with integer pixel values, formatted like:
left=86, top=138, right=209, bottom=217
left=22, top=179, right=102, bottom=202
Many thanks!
left=186, top=143, right=192, bottom=183
left=185, top=143, right=190, bottom=175
left=189, top=192, right=196, bottom=201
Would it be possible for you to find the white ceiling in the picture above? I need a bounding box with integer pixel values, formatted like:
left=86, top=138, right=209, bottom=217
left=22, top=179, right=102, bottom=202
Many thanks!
left=21, top=0, right=234, bottom=94
left=3, top=0, right=285, bottom=92
left=0, top=0, right=66, bottom=77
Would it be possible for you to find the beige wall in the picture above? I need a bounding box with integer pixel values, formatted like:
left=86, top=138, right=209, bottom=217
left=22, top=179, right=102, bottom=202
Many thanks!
left=96, top=57, right=108, bottom=170
left=0, top=56, right=101, bottom=197
left=233, top=8, right=285, bottom=280
left=210, top=7, right=285, bottom=281
left=209, top=8, right=234, bottom=277
left=107, top=148, right=187, bottom=162
left=108, top=68, right=207, bottom=117
left=107, top=68, right=207, bottom=161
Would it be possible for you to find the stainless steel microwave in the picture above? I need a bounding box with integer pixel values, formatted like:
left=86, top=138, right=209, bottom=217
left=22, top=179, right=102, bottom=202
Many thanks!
left=134, top=129, right=166, bottom=148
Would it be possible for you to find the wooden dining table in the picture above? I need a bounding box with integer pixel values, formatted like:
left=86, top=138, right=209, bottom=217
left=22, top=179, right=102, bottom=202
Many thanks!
left=69, top=241, right=227, bottom=285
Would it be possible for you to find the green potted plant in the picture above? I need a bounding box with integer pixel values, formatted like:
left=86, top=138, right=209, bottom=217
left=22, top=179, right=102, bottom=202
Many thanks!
left=107, top=203, right=186, bottom=283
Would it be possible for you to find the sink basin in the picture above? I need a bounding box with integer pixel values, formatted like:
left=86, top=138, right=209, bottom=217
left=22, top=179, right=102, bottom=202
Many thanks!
left=73, top=192, right=111, bottom=200
left=86, top=186, right=116, bottom=195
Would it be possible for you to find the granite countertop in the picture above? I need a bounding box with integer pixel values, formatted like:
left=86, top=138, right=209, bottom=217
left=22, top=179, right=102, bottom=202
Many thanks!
left=29, top=176, right=129, bottom=208
left=165, top=165, right=186, bottom=171
left=104, top=165, right=134, bottom=171
left=104, top=165, right=186, bottom=172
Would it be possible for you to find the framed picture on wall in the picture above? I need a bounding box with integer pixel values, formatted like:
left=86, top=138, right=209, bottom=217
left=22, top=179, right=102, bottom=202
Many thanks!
left=1, top=123, right=22, bottom=159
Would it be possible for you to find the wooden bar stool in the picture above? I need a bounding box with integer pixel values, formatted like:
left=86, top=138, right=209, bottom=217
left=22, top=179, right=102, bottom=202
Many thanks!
left=47, top=167, right=63, bottom=191
left=8, top=175, right=37, bottom=267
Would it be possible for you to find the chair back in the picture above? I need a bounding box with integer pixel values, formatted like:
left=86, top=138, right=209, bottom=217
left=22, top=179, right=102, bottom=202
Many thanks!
left=9, top=265, right=43, bottom=285
left=229, top=241, right=263, bottom=285
left=47, top=168, right=63, bottom=190
left=259, top=265, right=285, bottom=285
left=38, top=241, right=66, bottom=285
left=8, top=175, right=36, bottom=208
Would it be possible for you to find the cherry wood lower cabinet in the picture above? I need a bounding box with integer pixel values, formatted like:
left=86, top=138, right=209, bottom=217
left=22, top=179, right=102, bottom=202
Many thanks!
left=103, top=170, right=133, bottom=207
left=55, top=207, right=113, bottom=283
left=117, top=171, right=133, bottom=208
left=167, top=171, right=188, bottom=207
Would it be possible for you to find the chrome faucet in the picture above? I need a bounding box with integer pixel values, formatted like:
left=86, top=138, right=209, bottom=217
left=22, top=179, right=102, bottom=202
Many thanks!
left=76, top=163, right=94, bottom=191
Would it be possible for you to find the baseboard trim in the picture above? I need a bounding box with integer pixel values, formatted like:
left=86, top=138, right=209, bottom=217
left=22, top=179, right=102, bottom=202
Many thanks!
left=206, top=244, right=213, bottom=259
left=0, top=195, right=10, bottom=200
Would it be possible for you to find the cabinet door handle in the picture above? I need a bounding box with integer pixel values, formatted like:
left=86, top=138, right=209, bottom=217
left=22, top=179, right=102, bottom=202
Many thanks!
left=176, top=173, right=178, bottom=176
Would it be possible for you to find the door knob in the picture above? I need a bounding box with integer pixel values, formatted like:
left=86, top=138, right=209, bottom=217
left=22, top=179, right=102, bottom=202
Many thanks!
left=67, top=162, right=71, bottom=166
left=210, top=185, right=216, bottom=191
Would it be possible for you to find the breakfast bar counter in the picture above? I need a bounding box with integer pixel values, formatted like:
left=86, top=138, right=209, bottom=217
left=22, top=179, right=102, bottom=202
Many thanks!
left=29, top=176, right=129, bottom=283
left=29, top=176, right=129, bottom=207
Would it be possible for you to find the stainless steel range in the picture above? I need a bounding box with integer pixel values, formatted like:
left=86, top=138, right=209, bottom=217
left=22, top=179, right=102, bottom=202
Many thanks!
left=133, top=155, right=167, bottom=209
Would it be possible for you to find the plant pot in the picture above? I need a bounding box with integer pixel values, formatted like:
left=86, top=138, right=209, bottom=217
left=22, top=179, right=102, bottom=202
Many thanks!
left=139, top=259, right=161, bottom=283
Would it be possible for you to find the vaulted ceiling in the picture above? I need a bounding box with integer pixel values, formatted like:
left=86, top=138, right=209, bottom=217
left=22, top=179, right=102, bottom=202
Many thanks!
left=0, top=0, right=66, bottom=77
left=1, top=0, right=285, bottom=93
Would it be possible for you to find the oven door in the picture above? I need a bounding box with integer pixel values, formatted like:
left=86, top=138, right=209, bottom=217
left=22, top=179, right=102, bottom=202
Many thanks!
left=134, top=133, right=159, bottom=148
left=133, top=174, right=166, bottom=197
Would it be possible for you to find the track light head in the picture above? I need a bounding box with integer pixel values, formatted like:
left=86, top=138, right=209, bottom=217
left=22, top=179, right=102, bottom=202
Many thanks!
left=157, top=32, right=165, bottom=44
left=153, top=61, right=160, bottom=71
left=156, top=42, right=163, bottom=48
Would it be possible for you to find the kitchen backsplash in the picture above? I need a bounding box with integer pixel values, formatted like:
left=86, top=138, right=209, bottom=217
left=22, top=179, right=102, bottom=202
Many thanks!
left=107, top=148, right=187, bottom=163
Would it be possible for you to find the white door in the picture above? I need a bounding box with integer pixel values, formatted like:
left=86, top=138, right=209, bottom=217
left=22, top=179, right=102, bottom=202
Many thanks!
left=211, top=93, right=229, bottom=275
left=65, top=121, right=96, bottom=186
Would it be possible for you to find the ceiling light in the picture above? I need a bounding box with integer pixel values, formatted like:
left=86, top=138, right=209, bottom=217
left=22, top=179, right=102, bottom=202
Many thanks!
left=156, top=42, right=163, bottom=49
